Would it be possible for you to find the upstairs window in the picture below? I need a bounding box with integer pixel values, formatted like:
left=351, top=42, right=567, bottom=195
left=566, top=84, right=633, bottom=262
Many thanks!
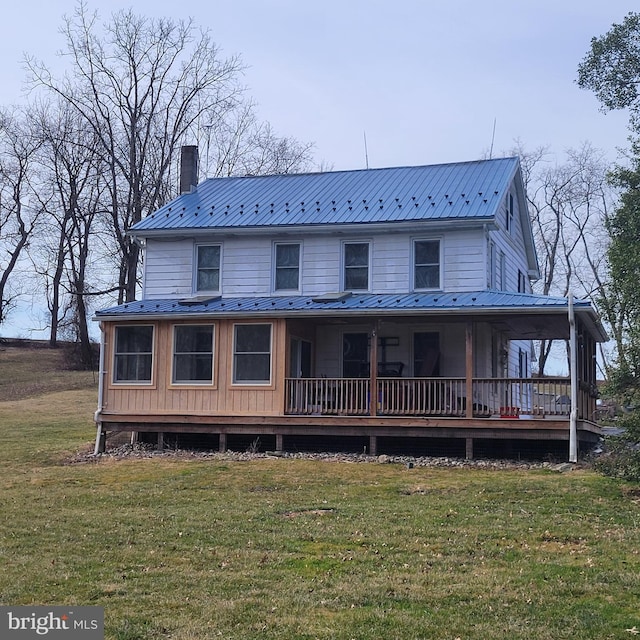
left=498, top=251, right=506, bottom=291
left=505, top=192, right=514, bottom=234
left=414, top=239, right=441, bottom=290
left=196, top=245, right=221, bottom=292
left=172, top=325, right=214, bottom=384
left=114, top=325, right=154, bottom=383
left=488, top=240, right=497, bottom=289
left=344, top=242, right=370, bottom=291
left=518, top=270, right=528, bottom=293
left=274, top=243, right=300, bottom=291
left=233, top=324, right=272, bottom=384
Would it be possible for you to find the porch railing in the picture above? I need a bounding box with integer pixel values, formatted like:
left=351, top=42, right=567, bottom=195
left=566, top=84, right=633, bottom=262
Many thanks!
left=285, top=377, right=576, bottom=418
left=285, top=377, right=370, bottom=415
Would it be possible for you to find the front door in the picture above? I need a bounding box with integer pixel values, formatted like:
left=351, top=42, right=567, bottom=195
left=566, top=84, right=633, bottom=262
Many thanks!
left=290, top=338, right=312, bottom=378
left=414, top=332, right=440, bottom=376
left=343, top=332, right=369, bottom=377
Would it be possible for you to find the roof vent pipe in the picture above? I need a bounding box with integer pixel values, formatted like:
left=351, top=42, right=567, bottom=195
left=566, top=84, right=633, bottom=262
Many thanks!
left=179, top=145, right=199, bottom=194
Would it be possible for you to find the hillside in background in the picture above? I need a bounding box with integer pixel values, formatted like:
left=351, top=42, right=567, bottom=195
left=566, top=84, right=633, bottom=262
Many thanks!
left=0, top=340, right=97, bottom=402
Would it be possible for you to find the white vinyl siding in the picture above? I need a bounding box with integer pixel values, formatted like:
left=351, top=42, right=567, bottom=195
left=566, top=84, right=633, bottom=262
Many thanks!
left=143, top=239, right=194, bottom=299
left=372, top=236, right=408, bottom=293
left=443, top=230, right=484, bottom=291
left=224, top=239, right=272, bottom=295
left=142, top=227, right=494, bottom=298
left=303, top=239, right=340, bottom=294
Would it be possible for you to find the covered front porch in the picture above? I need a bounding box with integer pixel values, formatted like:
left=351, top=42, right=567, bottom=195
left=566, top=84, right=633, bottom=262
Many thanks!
left=281, top=296, right=605, bottom=458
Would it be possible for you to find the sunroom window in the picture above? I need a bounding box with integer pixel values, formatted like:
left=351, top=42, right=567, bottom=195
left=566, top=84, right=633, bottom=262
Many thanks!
left=233, top=324, right=272, bottom=384
left=114, top=325, right=154, bottom=383
left=172, top=325, right=214, bottom=384
left=196, top=245, right=221, bottom=292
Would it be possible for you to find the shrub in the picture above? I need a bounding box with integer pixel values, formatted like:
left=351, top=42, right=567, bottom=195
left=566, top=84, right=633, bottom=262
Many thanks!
left=593, top=412, right=640, bottom=482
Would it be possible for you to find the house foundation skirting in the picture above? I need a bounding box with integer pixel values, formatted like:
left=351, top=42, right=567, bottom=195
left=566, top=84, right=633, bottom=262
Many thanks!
left=95, top=413, right=601, bottom=459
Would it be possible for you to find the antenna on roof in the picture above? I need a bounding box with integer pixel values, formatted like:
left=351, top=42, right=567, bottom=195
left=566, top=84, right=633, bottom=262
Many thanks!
left=489, top=118, right=497, bottom=159
left=363, top=131, right=370, bottom=169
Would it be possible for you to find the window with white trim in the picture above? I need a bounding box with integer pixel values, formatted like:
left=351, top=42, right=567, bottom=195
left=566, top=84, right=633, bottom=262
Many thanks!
left=519, top=347, right=528, bottom=378
left=413, top=239, right=440, bottom=290
left=172, top=325, right=214, bottom=384
left=506, top=192, right=514, bottom=234
left=518, top=270, right=528, bottom=293
left=499, top=251, right=506, bottom=291
left=343, top=242, right=370, bottom=291
left=489, top=240, right=496, bottom=289
left=114, top=325, right=154, bottom=383
left=274, top=243, right=300, bottom=291
left=233, top=324, right=272, bottom=384
left=196, top=244, right=221, bottom=292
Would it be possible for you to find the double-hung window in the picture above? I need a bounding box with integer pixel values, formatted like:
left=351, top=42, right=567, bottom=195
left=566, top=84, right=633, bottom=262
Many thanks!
left=233, top=324, right=272, bottom=384
left=274, top=243, right=300, bottom=291
left=506, top=192, right=514, bottom=234
left=114, top=325, right=154, bottom=383
left=172, top=325, right=214, bottom=384
left=518, top=270, right=527, bottom=293
left=196, top=244, right=221, bottom=292
left=414, top=239, right=440, bottom=290
left=344, top=242, right=370, bottom=291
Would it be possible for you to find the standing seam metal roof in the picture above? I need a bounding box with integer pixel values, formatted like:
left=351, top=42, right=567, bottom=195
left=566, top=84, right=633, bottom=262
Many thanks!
left=132, top=157, right=519, bottom=234
left=96, top=291, right=590, bottom=317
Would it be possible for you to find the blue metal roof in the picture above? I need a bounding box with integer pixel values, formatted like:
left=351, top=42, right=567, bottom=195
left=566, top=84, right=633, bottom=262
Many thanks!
left=96, top=291, right=591, bottom=318
left=131, top=157, right=520, bottom=235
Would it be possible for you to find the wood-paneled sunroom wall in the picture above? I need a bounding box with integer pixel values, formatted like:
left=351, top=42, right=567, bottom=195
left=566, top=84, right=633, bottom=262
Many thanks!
left=101, top=319, right=286, bottom=417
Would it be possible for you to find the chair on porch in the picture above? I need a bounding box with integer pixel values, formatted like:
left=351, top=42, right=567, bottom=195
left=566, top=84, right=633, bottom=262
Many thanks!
left=378, top=362, right=404, bottom=377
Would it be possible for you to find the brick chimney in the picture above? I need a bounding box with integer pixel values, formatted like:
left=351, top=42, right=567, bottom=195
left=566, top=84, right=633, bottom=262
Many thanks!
left=179, top=145, right=199, bottom=194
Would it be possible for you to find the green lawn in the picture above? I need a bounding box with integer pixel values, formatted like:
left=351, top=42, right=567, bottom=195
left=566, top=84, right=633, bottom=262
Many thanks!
left=0, top=384, right=639, bottom=639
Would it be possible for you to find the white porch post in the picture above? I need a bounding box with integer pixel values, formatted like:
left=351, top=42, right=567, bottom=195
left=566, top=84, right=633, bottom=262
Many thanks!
left=465, top=322, right=474, bottom=419
left=370, top=320, right=379, bottom=417
left=93, top=322, right=107, bottom=455
left=568, top=295, right=578, bottom=463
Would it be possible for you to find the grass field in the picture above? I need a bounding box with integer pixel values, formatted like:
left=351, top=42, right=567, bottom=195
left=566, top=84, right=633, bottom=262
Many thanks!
left=0, top=345, right=639, bottom=639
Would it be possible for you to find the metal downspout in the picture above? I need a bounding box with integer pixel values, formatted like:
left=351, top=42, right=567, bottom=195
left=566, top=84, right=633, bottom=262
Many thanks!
left=93, top=322, right=106, bottom=455
left=569, top=295, right=578, bottom=463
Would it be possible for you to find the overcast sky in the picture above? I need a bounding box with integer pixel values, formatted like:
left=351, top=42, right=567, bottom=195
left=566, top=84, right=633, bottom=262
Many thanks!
left=2, top=0, right=634, bottom=168
left=0, top=0, right=635, bottom=338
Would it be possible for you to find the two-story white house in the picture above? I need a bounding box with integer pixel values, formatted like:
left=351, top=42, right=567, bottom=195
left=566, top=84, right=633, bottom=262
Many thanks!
left=93, top=151, right=606, bottom=460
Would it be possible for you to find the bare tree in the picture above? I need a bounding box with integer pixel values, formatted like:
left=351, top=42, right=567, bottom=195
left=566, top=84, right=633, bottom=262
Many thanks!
left=29, top=99, right=109, bottom=364
left=515, top=142, right=614, bottom=375
left=26, top=2, right=246, bottom=303
left=203, top=102, right=314, bottom=177
left=0, top=108, right=44, bottom=326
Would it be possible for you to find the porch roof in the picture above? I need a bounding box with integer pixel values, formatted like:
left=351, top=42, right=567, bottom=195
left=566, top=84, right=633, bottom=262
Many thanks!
left=95, top=291, right=607, bottom=342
